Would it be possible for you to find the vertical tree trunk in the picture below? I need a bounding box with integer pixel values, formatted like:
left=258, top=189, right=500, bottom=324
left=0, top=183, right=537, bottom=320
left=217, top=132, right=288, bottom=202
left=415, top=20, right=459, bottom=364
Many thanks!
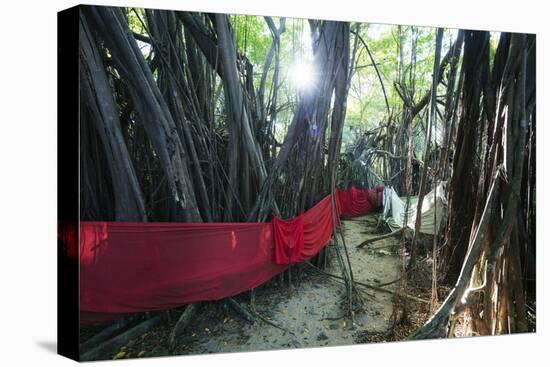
left=84, top=6, right=201, bottom=221
left=409, top=28, right=443, bottom=267
left=410, top=32, right=535, bottom=339
left=440, top=31, right=490, bottom=281
left=79, top=13, right=147, bottom=221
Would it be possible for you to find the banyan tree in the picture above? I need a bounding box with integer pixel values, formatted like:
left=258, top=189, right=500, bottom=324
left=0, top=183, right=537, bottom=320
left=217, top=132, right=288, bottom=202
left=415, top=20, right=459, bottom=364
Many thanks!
left=59, top=4, right=536, bottom=361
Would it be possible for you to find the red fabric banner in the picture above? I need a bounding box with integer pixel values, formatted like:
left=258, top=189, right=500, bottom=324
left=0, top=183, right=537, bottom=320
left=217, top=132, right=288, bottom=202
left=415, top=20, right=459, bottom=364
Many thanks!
left=80, top=221, right=284, bottom=323
left=79, top=187, right=382, bottom=323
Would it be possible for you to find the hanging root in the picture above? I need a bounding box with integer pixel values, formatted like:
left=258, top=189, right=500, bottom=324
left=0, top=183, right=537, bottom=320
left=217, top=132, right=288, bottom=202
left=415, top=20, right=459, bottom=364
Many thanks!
left=227, top=295, right=297, bottom=336
left=81, top=313, right=166, bottom=361
left=80, top=317, right=135, bottom=355
left=226, top=298, right=255, bottom=323
left=357, top=227, right=405, bottom=248
left=168, top=303, right=199, bottom=350
left=305, top=261, right=429, bottom=305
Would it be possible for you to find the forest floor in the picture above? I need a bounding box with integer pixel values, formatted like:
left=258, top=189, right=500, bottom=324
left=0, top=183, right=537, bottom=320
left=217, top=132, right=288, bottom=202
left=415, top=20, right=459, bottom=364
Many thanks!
left=82, top=213, right=435, bottom=360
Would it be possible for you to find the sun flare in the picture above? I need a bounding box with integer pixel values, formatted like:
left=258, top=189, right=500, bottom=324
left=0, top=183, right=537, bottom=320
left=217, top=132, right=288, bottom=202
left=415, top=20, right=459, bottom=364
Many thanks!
left=289, top=61, right=315, bottom=90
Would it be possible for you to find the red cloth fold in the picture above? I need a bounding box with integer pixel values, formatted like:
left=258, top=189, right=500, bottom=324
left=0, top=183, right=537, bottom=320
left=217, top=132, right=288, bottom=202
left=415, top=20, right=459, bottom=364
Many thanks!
left=273, top=213, right=305, bottom=265
left=302, top=194, right=339, bottom=260
left=79, top=187, right=382, bottom=323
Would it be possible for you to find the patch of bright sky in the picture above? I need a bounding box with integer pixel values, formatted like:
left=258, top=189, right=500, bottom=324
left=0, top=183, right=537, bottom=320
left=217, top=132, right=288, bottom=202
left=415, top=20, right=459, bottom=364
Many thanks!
left=287, top=18, right=315, bottom=91
left=136, top=40, right=151, bottom=56
left=366, top=23, right=391, bottom=40
left=490, top=31, right=501, bottom=50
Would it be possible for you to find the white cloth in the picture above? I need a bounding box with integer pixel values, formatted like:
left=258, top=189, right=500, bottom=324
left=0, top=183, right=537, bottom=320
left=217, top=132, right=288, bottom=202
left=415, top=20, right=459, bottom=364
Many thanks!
left=383, top=183, right=447, bottom=235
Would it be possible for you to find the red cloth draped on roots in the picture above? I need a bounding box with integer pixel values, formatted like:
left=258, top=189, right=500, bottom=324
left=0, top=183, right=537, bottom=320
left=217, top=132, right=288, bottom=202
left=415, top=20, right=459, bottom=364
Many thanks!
left=77, top=187, right=382, bottom=323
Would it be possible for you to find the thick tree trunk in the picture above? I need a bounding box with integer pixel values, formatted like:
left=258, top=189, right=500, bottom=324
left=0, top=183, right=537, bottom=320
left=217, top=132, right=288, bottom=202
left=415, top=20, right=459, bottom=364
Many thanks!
left=440, top=31, right=490, bottom=282
left=84, top=6, right=201, bottom=222
left=79, top=14, right=147, bottom=221
left=251, top=21, right=351, bottom=221
left=411, top=32, right=535, bottom=338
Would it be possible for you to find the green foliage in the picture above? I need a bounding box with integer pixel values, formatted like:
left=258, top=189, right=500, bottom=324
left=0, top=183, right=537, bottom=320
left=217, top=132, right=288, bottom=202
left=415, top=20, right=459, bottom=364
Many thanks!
left=127, top=8, right=146, bottom=35
left=122, top=9, right=502, bottom=157
left=231, top=15, right=273, bottom=67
